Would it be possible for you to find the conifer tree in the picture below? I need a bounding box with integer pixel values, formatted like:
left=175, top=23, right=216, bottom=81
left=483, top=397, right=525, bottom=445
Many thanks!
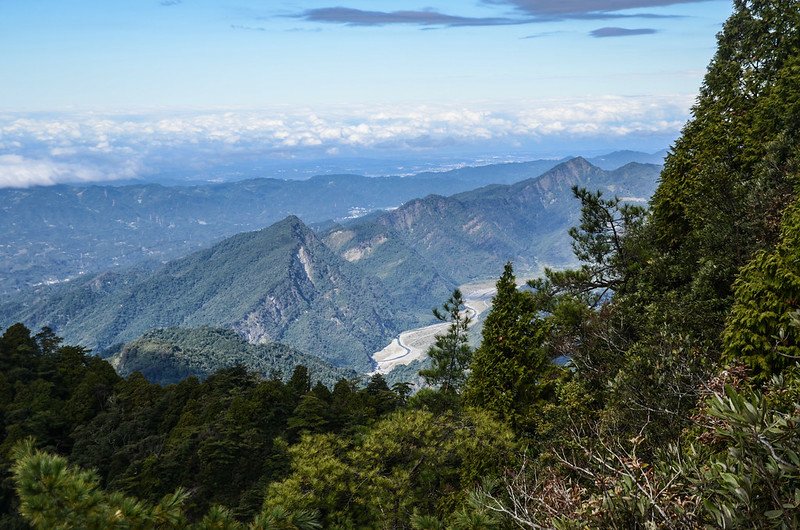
left=419, top=289, right=473, bottom=394
left=723, top=199, right=800, bottom=376
left=463, top=263, right=550, bottom=426
left=12, top=438, right=323, bottom=529
left=12, top=438, right=189, bottom=529
left=642, top=0, right=800, bottom=345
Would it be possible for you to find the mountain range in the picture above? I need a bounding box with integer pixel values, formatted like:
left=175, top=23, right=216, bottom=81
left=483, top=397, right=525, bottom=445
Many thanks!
left=0, top=151, right=663, bottom=297
left=1, top=157, right=662, bottom=372
left=325, top=158, right=660, bottom=286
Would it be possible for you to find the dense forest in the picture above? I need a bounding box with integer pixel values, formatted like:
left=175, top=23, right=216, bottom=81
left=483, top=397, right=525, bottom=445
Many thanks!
left=2, top=0, right=800, bottom=528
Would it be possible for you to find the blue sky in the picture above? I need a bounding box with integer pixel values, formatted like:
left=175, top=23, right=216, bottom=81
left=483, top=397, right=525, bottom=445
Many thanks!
left=0, top=0, right=733, bottom=186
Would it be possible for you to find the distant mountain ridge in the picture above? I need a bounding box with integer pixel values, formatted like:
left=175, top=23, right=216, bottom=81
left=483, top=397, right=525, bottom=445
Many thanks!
left=326, top=158, right=661, bottom=285
left=587, top=149, right=668, bottom=170
left=0, top=151, right=662, bottom=297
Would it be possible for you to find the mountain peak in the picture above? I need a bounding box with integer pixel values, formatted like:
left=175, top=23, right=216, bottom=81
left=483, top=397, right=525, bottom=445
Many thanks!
left=507, top=156, right=603, bottom=192
left=261, top=215, right=316, bottom=244
left=276, top=214, right=306, bottom=228
left=561, top=156, right=596, bottom=171
left=544, top=156, right=602, bottom=177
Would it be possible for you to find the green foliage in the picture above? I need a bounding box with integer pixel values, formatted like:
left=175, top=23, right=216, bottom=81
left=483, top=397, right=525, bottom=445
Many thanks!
left=0, top=323, right=123, bottom=528
left=264, top=408, right=517, bottom=529
left=0, top=323, right=413, bottom=527
left=287, top=395, right=331, bottom=437
left=464, top=263, right=555, bottom=428
left=724, top=200, right=800, bottom=376
left=643, top=0, right=800, bottom=348
left=261, top=434, right=357, bottom=528
left=11, top=438, right=325, bottom=530
left=251, top=506, right=321, bottom=530
left=560, top=186, right=647, bottom=298
left=419, top=289, right=473, bottom=394
left=472, top=374, right=800, bottom=529
left=12, top=438, right=190, bottom=529
left=693, top=381, right=800, bottom=528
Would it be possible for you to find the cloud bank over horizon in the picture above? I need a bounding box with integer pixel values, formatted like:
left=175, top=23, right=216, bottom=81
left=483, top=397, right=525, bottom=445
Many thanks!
left=0, top=155, right=140, bottom=188
left=0, top=96, right=691, bottom=188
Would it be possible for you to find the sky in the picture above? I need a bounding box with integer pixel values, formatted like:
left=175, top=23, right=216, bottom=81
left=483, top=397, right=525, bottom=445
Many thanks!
left=0, top=0, right=734, bottom=187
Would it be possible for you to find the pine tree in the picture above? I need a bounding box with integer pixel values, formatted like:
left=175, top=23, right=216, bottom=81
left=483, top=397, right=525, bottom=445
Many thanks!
left=12, top=438, right=189, bottom=529
left=419, top=289, right=473, bottom=394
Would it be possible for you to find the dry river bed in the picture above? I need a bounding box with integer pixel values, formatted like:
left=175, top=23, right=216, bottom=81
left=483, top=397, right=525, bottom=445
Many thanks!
left=371, top=280, right=497, bottom=374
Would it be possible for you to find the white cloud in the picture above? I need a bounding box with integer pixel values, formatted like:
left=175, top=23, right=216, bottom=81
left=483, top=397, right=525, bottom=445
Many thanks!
left=0, top=155, right=100, bottom=188
left=1, top=96, right=692, bottom=149
left=0, top=96, right=693, bottom=186
left=0, top=154, right=138, bottom=188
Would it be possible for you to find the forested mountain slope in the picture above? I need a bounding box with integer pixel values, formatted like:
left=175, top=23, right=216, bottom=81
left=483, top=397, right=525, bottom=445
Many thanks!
left=0, top=158, right=571, bottom=297
left=1, top=216, right=396, bottom=370
left=326, top=158, right=660, bottom=282
left=107, top=327, right=356, bottom=386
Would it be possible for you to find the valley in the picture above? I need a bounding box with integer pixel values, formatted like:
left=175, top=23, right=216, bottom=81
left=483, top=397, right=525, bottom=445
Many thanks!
left=372, top=280, right=497, bottom=374
left=0, top=156, right=662, bottom=377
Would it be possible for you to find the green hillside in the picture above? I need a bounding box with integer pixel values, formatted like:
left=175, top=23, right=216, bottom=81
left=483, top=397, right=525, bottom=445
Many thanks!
left=328, top=158, right=661, bottom=285
left=2, top=216, right=397, bottom=371
left=108, top=327, right=356, bottom=386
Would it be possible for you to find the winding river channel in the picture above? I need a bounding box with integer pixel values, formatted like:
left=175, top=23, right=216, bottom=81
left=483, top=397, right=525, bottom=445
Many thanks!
left=371, top=281, right=497, bottom=374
